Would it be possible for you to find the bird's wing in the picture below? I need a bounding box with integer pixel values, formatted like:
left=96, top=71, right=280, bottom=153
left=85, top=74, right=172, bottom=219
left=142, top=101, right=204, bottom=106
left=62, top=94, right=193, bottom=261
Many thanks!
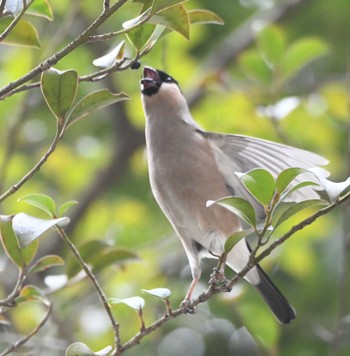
left=205, top=132, right=329, bottom=217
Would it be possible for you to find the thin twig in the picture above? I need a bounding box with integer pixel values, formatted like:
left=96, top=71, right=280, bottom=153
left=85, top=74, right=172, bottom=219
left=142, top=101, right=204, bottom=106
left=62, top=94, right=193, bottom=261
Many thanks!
left=0, top=268, right=26, bottom=307
left=0, top=0, right=128, bottom=101
left=0, top=123, right=62, bottom=203
left=0, top=303, right=53, bottom=356
left=55, top=226, right=121, bottom=350
left=0, top=0, right=35, bottom=43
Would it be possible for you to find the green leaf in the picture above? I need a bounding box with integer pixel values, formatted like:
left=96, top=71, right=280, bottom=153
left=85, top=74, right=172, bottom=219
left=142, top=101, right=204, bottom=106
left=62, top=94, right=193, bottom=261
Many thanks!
left=281, top=37, right=329, bottom=83
left=0, top=215, right=38, bottom=267
left=276, top=168, right=310, bottom=194
left=122, top=8, right=152, bottom=30
left=91, top=248, right=139, bottom=274
left=66, top=342, right=95, bottom=356
left=15, top=285, right=50, bottom=306
left=28, top=0, right=53, bottom=21
left=68, top=90, right=129, bottom=126
left=207, top=197, right=256, bottom=227
left=142, top=288, right=171, bottom=299
left=274, top=199, right=328, bottom=229
left=188, top=9, right=224, bottom=25
left=58, top=200, right=78, bottom=217
left=65, top=240, right=138, bottom=278
left=149, top=5, right=190, bottom=39
left=126, top=23, right=156, bottom=51
left=239, top=168, right=276, bottom=206
left=224, top=231, right=249, bottom=254
left=109, top=296, right=145, bottom=310
left=0, top=17, right=40, bottom=47
left=41, top=68, right=78, bottom=120
left=281, top=181, right=320, bottom=201
left=19, top=193, right=57, bottom=217
left=151, top=0, right=188, bottom=13
left=92, top=41, right=126, bottom=68
left=12, top=213, right=70, bottom=248
left=238, top=49, right=272, bottom=84
left=28, top=255, right=64, bottom=274
left=256, top=25, right=286, bottom=67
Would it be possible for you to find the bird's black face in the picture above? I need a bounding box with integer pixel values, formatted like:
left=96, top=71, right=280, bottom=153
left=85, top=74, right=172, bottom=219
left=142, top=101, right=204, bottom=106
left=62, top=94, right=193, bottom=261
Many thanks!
left=140, top=67, right=178, bottom=96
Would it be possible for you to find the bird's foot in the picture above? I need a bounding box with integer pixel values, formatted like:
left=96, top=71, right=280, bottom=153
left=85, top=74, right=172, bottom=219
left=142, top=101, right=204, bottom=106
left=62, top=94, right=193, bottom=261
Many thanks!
left=209, top=268, right=228, bottom=291
left=180, top=298, right=196, bottom=314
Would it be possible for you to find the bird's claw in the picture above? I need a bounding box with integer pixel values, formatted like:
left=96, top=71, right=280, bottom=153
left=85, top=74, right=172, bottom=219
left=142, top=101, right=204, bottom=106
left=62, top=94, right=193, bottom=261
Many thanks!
left=209, top=268, right=228, bottom=290
left=180, top=298, right=196, bottom=314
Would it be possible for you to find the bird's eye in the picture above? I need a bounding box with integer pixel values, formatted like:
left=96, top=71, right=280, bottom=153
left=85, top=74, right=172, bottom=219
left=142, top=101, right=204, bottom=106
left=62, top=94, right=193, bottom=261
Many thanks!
left=165, top=77, right=172, bottom=82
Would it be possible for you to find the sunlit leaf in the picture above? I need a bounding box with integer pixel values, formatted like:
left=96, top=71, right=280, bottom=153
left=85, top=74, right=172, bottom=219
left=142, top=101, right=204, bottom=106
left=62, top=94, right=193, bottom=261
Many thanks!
left=238, top=48, right=272, bottom=84
left=58, top=200, right=78, bottom=217
left=276, top=168, right=309, bottom=194
left=68, top=90, right=129, bottom=126
left=65, top=342, right=95, bottom=356
left=122, top=8, right=152, bottom=30
left=109, top=296, right=145, bottom=310
left=256, top=25, right=286, bottom=67
left=151, top=0, right=188, bottom=13
left=126, top=23, right=156, bottom=51
left=207, top=197, right=256, bottom=227
left=28, top=0, right=53, bottom=21
left=149, top=5, right=190, bottom=39
left=15, top=285, right=50, bottom=306
left=5, top=0, right=24, bottom=14
left=44, top=274, right=68, bottom=291
left=41, top=68, right=78, bottom=120
left=28, top=255, right=64, bottom=274
left=281, top=37, right=329, bottom=83
left=188, top=9, right=224, bottom=25
left=0, top=17, right=40, bottom=47
left=92, top=41, right=126, bottom=68
left=0, top=215, right=37, bottom=267
left=281, top=181, right=320, bottom=201
left=19, top=193, right=56, bottom=217
left=12, top=213, right=70, bottom=248
left=224, top=231, right=249, bottom=254
left=274, top=199, right=328, bottom=229
left=238, top=168, right=275, bottom=206
left=142, top=288, right=171, bottom=299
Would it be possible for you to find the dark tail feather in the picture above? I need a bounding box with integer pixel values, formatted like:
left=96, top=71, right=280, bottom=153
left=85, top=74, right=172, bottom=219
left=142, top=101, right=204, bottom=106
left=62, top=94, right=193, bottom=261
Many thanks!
left=255, top=265, right=296, bottom=324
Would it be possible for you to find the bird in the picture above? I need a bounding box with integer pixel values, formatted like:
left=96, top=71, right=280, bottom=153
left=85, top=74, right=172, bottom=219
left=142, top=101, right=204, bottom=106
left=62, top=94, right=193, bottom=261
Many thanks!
left=140, top=66, right=328, bottom=324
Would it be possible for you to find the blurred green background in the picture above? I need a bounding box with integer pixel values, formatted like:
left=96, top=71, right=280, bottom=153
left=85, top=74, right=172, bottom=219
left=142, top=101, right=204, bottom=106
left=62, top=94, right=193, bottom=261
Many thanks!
left=0, top=0, right=350, bottom=355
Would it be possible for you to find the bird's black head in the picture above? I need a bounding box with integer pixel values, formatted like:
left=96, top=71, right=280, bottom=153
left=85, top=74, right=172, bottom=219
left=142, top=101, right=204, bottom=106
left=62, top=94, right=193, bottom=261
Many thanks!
left=140, top=67, right=178, bottom=96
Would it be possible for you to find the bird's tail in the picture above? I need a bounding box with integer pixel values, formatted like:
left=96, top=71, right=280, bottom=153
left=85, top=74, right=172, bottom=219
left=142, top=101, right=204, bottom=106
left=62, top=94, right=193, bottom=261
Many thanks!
left=226, top=239, right=295, bottom=324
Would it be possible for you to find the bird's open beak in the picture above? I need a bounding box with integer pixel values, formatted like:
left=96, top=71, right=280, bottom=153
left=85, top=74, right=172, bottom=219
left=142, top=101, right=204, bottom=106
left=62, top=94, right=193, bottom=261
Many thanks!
left=140, top=66, right=160, bottom=93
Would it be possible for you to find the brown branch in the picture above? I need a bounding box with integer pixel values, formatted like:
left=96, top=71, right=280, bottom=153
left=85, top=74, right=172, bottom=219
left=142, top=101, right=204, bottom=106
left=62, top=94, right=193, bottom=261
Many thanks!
left=0, top=0, right=128, bottom=101
left=114, top=190, right=350, bottom=354
left=0, top=303, right=53, bottom=356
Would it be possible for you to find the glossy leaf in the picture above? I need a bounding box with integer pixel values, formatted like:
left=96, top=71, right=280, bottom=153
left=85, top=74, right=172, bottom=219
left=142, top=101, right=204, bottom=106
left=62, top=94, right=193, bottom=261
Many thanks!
left=256, top=25, right=286, bottom=67
left=239, top=169, right=276, bottom=206
left=281, top=37, right=329, bottom=83
left=142, top=288, right=171, bottom=299
left=41, top=68, right=78, bottom=119
left=149, top=5, right=190, bottom=39
left=15, top=285, right=50, bottom=305
left=19, top=193, right=56, bottom=217
left=188, top=9, right=224, bottom=25
left=65, top=342, right=95, bottom=356
left=207, top=197, right=256, bottom=227
left=109, top=296, right=145, bottom=310
left=68, top=90, right=129, bottom=125
left=0, top=215, right=38, bottom=267
left=28, top=0, right=53, bottom=21
left=44, top=274, right=68, bottom=291
left=12, top=213, right=70, bottom=248
left=224, top=231, right=249, bottom=254
left=281, top=181, right=320, bottom=201
left=276, top=168, right=309, bottom=194
left=92, top=41, right=126, bottom=68
left=58, top=200, right=78, bottom=217
left=126, top=23, right=156, bottom=51
left=274, top=199, right=328, bottom=229
left=151, top=0, right=188, bottom=13
left=4, top=0, right=24, bottom=14
left=28, top=255, right=64, bottom=274
left=0, top=18, right=40, bottom=47
left=122, top=8, right=152, bottom=30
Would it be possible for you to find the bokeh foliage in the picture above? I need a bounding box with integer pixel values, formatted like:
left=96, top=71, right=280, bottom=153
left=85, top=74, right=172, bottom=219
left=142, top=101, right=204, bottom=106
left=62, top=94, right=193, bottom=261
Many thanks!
left=0, top=0, right=350, bottom=355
